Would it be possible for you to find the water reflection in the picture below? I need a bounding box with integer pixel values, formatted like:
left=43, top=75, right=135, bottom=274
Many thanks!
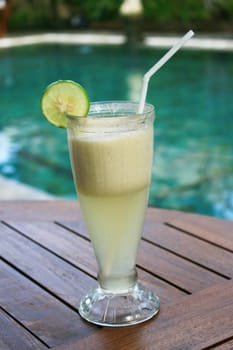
left=0, top=44, right=232, bottom=218
left=0, top=130, right=18, bottom=176
left=126, top=71, right=142, bottom=101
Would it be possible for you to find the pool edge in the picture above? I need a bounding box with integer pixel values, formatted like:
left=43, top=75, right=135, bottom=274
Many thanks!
left=0, top=32, right=233, bottom=51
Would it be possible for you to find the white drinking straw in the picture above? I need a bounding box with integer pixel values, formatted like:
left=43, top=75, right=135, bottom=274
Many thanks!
left=137, top=30, right=194, bottom=114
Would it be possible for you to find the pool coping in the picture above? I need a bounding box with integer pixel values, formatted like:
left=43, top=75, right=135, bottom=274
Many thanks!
left=0, top=32, right=233, bottom=51
left=0, top=175, right=57, bottom=200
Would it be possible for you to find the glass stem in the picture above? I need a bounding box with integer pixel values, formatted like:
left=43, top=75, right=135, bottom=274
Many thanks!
left=98, top=267, right=138, bottom=293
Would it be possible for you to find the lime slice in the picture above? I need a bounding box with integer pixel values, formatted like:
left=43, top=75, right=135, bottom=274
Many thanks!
left=41, top=80, right=90, bottom=128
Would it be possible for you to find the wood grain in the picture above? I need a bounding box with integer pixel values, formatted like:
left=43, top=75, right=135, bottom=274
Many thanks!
left=143, top=221, right=233, bottom=278
left=0, top=201, right=232, bottom=350
left=137, top=239, right=226, bottom=292
left=4, top=220, right=99, bottom=276
left=0, top=260, right=96, bottom=347
left=210, top=338, right=233, bottom=349
left=0, top=223, right=96, bottom=307
left=3, top=221, right=186, bottom=304
left=48, top=220, right=228, bottom=292
left=168, top=213, right=233, bottom=251
left=0, top=200, right=82, bottom=221
left=53, top=281, right=233, bottom=350
left=0, top=308, right=47, bottom=350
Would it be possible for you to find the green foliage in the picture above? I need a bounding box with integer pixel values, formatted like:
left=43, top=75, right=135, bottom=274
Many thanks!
left=7, top=0, right=233, bottom=31
left=76, top=0, right=232, bottom=23
left=216, top=0, right=233, bottom=19
left=142, top=0, right=209, bottom=23
left=75, top=0, right=119, bottom=21
left=8, top=1, right=51, bottom=30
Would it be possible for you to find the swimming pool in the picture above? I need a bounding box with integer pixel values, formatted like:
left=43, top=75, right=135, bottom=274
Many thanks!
left=0, top=43, right=232, bottom=218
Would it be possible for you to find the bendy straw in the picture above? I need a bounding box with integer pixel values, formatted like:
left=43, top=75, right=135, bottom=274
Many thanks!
left=137, top=30, right=194, bottom=114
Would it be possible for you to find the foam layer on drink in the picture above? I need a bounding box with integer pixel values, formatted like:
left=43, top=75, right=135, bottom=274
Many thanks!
left=69, top=126, right=153, bottom=196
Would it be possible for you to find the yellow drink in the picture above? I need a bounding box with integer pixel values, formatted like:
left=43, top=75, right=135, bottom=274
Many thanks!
left=67, top=102, right=159, bottom=326
left=69, top=126, right=153, bottom=290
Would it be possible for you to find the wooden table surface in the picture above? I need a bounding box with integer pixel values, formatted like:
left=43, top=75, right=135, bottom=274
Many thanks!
left=0, top=200, right=233, bottom=350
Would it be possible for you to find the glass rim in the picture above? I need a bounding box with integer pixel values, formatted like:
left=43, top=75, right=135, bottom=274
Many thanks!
left=66, top=100, right=155, bottom=122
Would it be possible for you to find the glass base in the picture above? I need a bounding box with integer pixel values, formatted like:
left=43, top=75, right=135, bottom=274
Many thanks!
left=79, top=282, right=160, bottom=327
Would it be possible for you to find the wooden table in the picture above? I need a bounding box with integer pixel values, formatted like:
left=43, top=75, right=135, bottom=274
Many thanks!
left=0, top=200, right=233, bottom=350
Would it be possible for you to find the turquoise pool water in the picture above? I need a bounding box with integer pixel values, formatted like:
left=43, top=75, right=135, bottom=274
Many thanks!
left=0, top=44, right=233, bottom=218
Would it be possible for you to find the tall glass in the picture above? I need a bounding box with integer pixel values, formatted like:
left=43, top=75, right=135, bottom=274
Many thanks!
left=67, top=101, right=160, bottom=327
